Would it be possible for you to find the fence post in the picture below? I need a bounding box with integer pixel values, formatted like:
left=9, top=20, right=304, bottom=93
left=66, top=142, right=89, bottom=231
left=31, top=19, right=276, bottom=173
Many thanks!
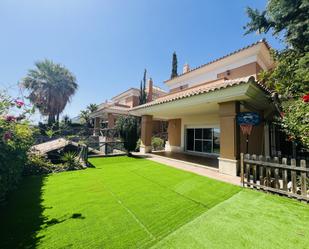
left=245, top=154, right=251, bottom=187
left=252, top=154, right=257, bottom=186
left=265, top=156, right=271, bottom=187
left=104, top=142, right=108, bottom=155
left=282, top=158, right=288, bottom=191
left=291, top=159, right=297, bottom=194
left=300, top=160, right=307, bottom=197
left=240, top=153, right=244, bottom=186
left=258, top=155, right=264, bottom=186
left=273, top=157, right=280, bottom=189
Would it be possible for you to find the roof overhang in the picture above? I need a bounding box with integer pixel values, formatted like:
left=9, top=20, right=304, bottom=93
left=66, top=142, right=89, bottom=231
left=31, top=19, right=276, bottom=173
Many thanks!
left=130, top=82, right=272, bottom=119
left=165, top=40, right=273, bottom=87
left=90, top=106, right=129, bottom=118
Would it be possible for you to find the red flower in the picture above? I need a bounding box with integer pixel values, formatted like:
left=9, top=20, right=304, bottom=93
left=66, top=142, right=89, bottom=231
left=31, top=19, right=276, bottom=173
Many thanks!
left=5, top=115, right=16, bottom=122
left=302, top=94, right=309, bottom=103
left=15, top=100, right=24, bottom=108
left=3, top=131, right=12, bottom=142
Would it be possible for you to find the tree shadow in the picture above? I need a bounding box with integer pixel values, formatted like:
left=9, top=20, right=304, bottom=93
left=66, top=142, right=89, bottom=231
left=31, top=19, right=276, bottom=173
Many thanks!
left=0, top=175, right=47, bottom=249
left=0, top=176, right=87, bottom=249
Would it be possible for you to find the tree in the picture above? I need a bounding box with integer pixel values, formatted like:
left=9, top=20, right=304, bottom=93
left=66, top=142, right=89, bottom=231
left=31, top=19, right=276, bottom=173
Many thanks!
left=170, top=52, right=178, bottom=79
left=23, top=59, right=78, bottom=125
left=245, top=0, right=309, bottom=147
left=79, top=110, right=91, bottom=127
left=87, top=103, right=98, bottom=113
left=139, top=69, right=147, bottom=105
left=115, top=115, right=139, bottom=154
left=244, top=0, right=309, bottom=52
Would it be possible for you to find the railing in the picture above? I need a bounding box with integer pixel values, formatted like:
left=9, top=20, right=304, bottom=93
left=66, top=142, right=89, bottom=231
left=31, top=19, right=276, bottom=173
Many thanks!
left=92, top=128, right=118, bottom=138
left=86, top=141, right=127, bottom=156
left=240, top=153, right=309, bottom=202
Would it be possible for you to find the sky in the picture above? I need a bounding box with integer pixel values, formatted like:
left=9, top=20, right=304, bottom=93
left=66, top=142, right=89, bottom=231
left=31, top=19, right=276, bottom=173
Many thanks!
left=0, top=0, right=283, bottom=122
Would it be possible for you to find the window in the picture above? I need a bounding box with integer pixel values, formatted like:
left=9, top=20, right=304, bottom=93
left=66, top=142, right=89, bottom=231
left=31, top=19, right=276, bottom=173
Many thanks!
left=186, top=128, right=220, bottom=154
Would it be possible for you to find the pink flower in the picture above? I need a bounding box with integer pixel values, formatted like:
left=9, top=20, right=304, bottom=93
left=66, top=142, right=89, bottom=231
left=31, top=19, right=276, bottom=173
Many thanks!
left=15, top=100, right=24, bottom=108
left=3, top=131, right=12, bottom=142
left=5, top=115, right=16, bottom=122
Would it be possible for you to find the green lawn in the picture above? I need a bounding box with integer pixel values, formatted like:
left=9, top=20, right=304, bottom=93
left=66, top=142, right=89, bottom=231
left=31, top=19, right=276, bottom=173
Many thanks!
left=0, top=157, right=308, bottom=249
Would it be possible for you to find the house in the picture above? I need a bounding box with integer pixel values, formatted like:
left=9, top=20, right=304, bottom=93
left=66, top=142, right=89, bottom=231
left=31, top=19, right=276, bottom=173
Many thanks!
left=90, top=79, right=167, bottom=136
left=131, top=40, right=277, bottom=176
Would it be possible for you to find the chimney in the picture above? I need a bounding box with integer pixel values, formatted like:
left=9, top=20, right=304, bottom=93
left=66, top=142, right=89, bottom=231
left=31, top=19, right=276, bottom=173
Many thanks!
left=183, top=63, right=190, bottom=74
left=147, top=78, right=153, bottom=102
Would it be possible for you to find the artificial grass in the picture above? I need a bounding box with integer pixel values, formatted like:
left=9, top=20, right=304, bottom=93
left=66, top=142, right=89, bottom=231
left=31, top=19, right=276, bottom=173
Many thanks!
left=0, top=156, right=239, bottom=249
left=0, top=156, right=308, bottom=249
left=152, top=189, right=309, bottom=249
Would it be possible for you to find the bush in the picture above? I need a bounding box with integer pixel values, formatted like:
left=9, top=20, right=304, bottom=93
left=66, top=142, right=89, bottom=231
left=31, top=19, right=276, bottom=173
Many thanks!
left=0, top=123, right=34, bottom=202
left=136, top=138, right=141, bottom=151
left=151, top=137, right=165, bottom=151
left=115, top=115, right=139, bottom=154
left=0, top=91, right=34, bottom=202
left=24, top=154, right=64, bottom=175
left=61, top=152, right=83, bottom=170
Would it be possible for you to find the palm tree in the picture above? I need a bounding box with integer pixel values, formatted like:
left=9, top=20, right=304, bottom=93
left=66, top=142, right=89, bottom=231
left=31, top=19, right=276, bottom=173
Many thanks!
left=22, top=59, right=78, bottom=125
left=79, top=110, right=90, bottom=126
left=87, top=103, right=98, bottom=113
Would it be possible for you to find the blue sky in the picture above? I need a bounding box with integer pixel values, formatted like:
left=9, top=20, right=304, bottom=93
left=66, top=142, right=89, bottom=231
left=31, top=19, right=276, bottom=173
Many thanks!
left=0, top=0, right=283, bottom=121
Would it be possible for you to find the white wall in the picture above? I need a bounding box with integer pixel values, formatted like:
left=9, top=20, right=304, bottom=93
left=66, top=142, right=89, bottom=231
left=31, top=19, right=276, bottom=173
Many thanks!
left=169, top=55, right=257, bottom=91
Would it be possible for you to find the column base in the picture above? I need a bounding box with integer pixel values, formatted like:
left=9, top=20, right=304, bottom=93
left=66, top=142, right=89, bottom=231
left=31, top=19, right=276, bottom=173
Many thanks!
left=140, top=145, right=152, bottom=154
left=218, top=157, right=238, bottom=176
left=165, top=141, right=182, bottom=152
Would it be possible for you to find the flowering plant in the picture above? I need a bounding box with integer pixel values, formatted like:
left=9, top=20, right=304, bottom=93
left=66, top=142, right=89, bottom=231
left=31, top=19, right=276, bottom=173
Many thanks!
left=0, top=90, right=34, bottom=201
left=302, top=93, right=309, bottom=103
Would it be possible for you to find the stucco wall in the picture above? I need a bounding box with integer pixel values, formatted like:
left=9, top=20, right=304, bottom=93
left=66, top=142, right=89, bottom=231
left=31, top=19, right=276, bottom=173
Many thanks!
left=167, top=119, right=181, bottom=146
left=125, top=96, right=139, bottom=108
left=217, top=62, right=261, bottom=80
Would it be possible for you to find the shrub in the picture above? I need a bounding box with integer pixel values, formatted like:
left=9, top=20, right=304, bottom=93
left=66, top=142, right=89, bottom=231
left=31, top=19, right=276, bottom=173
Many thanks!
left=115, top=115, right=139, bottom=154
left=151, top=137, right=165, bottom=151
left=24, top=153, right=64, bottom=175
left=136, top=138, right=141, bottom=151
left=0, top=91, right=34, bottom=202
left=61, top=152, right=83, bottom=170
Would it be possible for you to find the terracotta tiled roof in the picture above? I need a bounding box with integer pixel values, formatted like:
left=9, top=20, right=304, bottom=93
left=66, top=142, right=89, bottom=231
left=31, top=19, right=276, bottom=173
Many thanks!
left=131, top=77, right=269, bottom=110
left=165, top=39, right=271, bottom=83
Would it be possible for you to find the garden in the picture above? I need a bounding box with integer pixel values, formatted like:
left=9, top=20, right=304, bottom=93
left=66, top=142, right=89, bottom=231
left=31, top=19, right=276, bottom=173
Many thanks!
left=0, top=156, right=308, bottom=249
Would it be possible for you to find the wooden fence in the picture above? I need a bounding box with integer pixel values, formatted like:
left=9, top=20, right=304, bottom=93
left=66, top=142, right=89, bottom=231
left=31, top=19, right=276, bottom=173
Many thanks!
left=240, top=153, right=309, bottom=202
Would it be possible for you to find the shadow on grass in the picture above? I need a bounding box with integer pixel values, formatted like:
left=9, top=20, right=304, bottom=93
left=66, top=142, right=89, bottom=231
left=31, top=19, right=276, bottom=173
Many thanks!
left=0, top=175, right=47, bottom=249
left=0, top=176, right=87, bottom=249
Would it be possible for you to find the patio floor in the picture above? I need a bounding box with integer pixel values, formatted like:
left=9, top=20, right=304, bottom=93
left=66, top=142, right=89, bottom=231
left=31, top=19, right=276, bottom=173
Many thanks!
left=151, top=151, right=218, bottom=168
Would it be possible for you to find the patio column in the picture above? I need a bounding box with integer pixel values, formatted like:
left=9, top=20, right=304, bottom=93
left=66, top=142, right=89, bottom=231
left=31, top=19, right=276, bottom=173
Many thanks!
left=94, top=117, right=101, bottom=136
left=218, top=101, right=240, bottom=176
left=107, top=113, right=115, bottom=128
left=140, top=115, right=153, bottom=153
left=165, top=119, right=181, bottom=152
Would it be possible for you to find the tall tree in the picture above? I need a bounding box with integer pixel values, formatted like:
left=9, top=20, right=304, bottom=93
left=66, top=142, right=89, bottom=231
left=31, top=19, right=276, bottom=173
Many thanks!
left=170, top=52, right=178, bottom=79
left=23, top=59, right=78, bottom=125
left=139, top=69, right=147, bottom=105
left=115, top=115, right=139, bottom=155
left=87, top=103, right=98, bottom=113
left=245, top=0, right=309, bottom=147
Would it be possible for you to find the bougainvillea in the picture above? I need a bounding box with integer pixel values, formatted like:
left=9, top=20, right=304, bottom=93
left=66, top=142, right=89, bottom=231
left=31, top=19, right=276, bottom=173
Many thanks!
left=0, top=90, right=34, bottom=202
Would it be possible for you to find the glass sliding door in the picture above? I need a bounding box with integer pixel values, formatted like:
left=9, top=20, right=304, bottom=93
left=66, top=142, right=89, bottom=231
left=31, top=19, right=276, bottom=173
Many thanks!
left=186, top=128, right=220, bottom=155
